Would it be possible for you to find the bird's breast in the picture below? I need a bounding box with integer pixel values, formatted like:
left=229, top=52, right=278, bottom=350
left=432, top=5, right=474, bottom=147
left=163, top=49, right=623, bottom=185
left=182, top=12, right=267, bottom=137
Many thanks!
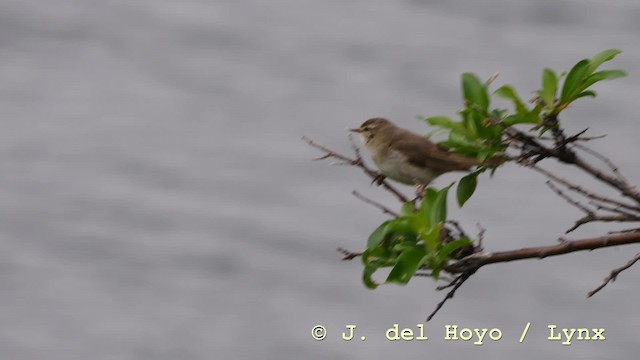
left=372, top=148, right=440, bottom=185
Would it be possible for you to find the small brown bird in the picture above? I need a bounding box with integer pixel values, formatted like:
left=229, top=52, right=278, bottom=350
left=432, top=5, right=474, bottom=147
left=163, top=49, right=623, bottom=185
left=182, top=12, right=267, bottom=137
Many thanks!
left=350, top=117, right=485, bottom=186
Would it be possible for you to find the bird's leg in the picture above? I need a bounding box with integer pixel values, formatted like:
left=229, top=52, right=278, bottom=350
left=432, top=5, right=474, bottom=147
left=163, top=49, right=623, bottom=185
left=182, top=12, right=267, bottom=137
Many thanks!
left=370, top=173, right=387, bottom=186
left=413, top=183, right=427, bottom=201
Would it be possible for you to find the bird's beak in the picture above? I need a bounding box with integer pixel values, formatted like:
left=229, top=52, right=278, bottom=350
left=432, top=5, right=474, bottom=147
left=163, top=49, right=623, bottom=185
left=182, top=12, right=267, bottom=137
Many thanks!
left=349, top=127, right=361, bottom=133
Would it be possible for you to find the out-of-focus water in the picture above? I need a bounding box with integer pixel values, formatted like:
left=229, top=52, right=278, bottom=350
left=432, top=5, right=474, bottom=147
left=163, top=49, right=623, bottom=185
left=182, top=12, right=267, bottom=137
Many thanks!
left=1, top=1, right=639, bottom=359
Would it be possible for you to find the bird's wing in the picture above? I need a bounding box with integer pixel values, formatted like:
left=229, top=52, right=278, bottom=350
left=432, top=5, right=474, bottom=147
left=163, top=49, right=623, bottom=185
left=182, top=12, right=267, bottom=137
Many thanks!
left=391, top=132, right=478, bottom=172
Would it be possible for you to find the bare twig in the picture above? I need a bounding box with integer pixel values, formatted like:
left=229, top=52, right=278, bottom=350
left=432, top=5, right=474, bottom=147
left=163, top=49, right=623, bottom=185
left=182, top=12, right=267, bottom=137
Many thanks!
left=446, top=220, right=469, bottom=239
left=540, top=130, right=606, bottom=142
left=527, top=163, right=640, bottom=212
left=546, top=180, right=593, bottom=215
left=303, top=136, right=410, bottom=203
left=444, top=230, right=640, bottom=274
left=589, top=201, right=639, bottom=218
left=567, top=214, right=639, bottom=234
left=337, top=247, right=362, bottom=261
left=504, top=122, right=640, bottom=202
left=608, top=227, right=640, bottom=235
left=574, top=143, right=630, bottom=185
left=573, top=157, right=640, bottom=203
left=542, top=180, right=637, bottom=233
left=588, top=252, right=640, bottom=297
left=427, top=270, right=476, bottom=321
left=476, top=223, right=486, bottom=250
left=352, top=190, right=399, bottom=217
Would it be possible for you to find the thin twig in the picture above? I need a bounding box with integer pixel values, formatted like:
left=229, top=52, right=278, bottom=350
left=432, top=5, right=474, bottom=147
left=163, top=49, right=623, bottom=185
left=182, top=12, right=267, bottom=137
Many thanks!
left=567, top=214, right=638, bottom=234
left=427, top=270, right=476, bottom=321
left=546, top=180, right=593, bottom=215
left=352, top=191, right=399, bottom=217
left=505, top=122, right=640, bottom=202
left=588, top=252, right=640, bottom=297
left=574, top=143, right=630, bottom=185
left=545, top=179, right=636, bottom=232
left=588, top=201, right=639, bottom=218
left=608, top=227, right=640, bottom=235
left=443, top=230, right=640, bottom=273
left=302, top=136, right=410, bottom=203
left=540, top=132, right=606, bottom=142
left=544, top=179, right=636, bottom=233
left=527, top=163, right=640, bottom=212
left=573, top=156, right=640, bottom=203
left=446, top=220, right=469, bottom=239
left=476, top=223, right=486, bottom=250
left=336, top=247, right=362, bottom=261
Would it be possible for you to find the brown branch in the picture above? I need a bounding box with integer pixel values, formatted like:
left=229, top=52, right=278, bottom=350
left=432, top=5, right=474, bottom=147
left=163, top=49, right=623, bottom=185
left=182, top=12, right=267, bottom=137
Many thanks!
left=588, top=252, right=640, bottom=298
left=302, top=136, right=410, bottom=203
left=574, top=143, right=630, bottom=185
left=527, top=163, right=640, bottom=212
left=608, top=227, right=640, bottom=235
left=545, top=180, right=593, bottom=215
left=541, top=180, right=640, bottom=232
left=567, top=214, right=640, bottom=234
left=427, top=270, right=476, bottom=321
left=337, top=247, right=362, bottom=261
left=352, top=190, right=399, bottom=217
left=351, top=229, right=640, bottom=321
left=446, top=220, right=469, bottom=239
left=446, top=230, right=640, bottom=273
left=543, top=128, right=607, bottom=143
left=589, top=201, right=639, bottom=218
left=505, top=123, right=640, bottom=203
left=573, top=156, right=640, bottom=203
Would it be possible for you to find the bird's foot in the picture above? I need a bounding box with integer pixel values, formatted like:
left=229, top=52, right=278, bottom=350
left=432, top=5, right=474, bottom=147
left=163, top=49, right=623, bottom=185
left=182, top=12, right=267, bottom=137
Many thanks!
left=413, top=183, right=427, bottom=201
left=370, top=173, right=386, bottom=186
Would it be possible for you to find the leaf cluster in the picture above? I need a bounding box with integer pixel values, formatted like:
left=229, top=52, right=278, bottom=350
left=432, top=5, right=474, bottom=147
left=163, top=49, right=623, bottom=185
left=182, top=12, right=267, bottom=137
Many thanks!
left=427, top=49, right=625, bottom=207
left=361, top=185, right=472, bottom=288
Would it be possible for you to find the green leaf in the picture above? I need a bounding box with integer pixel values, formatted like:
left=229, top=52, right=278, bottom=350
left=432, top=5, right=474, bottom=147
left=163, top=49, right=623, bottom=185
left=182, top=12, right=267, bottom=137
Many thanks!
left=445, top=131, right=482, bottom=153
left=426, top=116, right=466, bottom=134
left=541, top=68, right=558, bottom=107
left=459, top=109, right=478, bottom=137
left=400, top=201, right=415, bottom=217
left=431, top=183, right=453, bottom=225
left=587, top=49, right=622, bottom=74
left=385, top=218, right=417, bottom=241
left=385, top=247, right=426, bottom=285
left=362, top=242, right=394, bottom=265
left=575, top=90, right=597, bottom=99
left=457, top=172, right=478, bottom=207
left=420, top=188, right=438, bottom=214
left=362, top=260, right=385, bottom=289
left=431, top=267, right=441, bottom=281
left=422, top=225, right=441, bottom=252
left=477, top=148, right=495, bottom=162
left=502, top=114, right=525, bottom=126
left=462, top=73, right=490, bottom=111
left=560, top=59, right=590, bottom=103
left=583, top=69, right=627, bottom=89
left=438, top=238, right=473, bottom=259
left=494, top=85, right=527, bottom=114
left=367, top=221, right=391, bottom=249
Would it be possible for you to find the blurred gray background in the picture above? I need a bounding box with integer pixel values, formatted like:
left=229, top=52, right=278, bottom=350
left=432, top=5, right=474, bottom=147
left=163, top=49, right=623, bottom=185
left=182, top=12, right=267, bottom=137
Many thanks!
left=1, top=0, right=639, bottom=359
